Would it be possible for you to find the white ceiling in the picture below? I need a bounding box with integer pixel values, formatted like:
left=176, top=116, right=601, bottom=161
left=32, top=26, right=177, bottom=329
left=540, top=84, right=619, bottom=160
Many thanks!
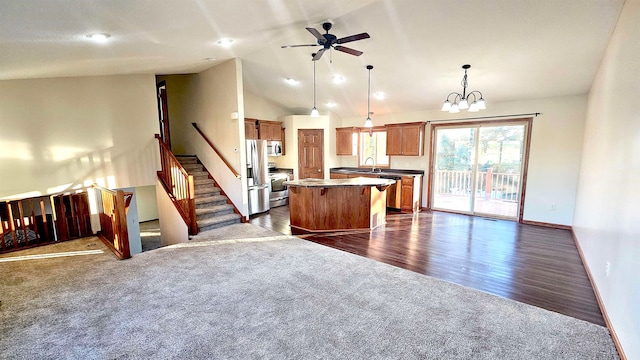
left=0, top=0, right=625, bottom=118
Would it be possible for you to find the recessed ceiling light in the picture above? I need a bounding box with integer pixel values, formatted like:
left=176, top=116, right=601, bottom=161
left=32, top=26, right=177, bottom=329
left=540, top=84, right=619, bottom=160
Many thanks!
left=284, top=77, right=299, bottom=85
left=325, top=101, right=337, bottom=108
left=332, top=75, right=345, bottom=84
left=205, top=57, right=217, bottom=61
left=216, top=38, right=234, bottom=48
left=373, top=91, right=386, bottom=100
left=85, top=33, right=111, bottom=43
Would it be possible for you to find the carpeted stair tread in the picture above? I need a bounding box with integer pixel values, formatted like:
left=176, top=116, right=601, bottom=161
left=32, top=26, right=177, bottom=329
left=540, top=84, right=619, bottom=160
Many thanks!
left=182, top=164, right=204, bottom=172
left=195, top=194, right=228, bottom=207
left=194, top=178, right=215, bottom=186
left=176, top=156, right=197, bottom=164
left=172, top=155, right=239, bottom=232
left=196, top=204, right=234, bottom=218
left=194, top=186, right=221, bottom=196
left=197, top=213, right=242, bottom=231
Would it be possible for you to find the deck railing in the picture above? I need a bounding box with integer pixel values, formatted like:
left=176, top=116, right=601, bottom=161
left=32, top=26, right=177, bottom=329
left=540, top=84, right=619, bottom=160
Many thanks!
left=93, top=185, right=131, bottom=260
left=156, top=135, right=197, bottom=234
left=434, top=169, right=520, bottom=202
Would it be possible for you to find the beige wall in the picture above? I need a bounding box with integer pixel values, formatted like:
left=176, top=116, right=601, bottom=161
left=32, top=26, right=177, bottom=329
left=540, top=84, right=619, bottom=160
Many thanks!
left=0, top=74, right=159, bottom=200
left=573, top=0, right=640, bottom=357
left=155, top=179, right=188, bottom=246
left=244, top=90, right=290, bottom=120
left=340, top=94, right=587, bottom=226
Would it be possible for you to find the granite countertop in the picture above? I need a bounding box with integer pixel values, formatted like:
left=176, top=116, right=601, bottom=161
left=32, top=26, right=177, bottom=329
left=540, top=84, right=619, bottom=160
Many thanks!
left=284, top=177, right=395, bottom=188
left=330, top=167, right=424, bottom=177
left=269, top=168, right=294, bottom=174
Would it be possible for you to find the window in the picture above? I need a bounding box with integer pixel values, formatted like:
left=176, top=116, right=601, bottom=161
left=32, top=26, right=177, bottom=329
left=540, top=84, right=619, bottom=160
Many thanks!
left=359, top=129, right=389, bottom=168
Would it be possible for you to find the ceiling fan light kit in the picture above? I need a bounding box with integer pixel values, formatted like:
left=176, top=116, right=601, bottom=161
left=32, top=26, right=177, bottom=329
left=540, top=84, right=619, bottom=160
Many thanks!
left=442, top=64, right=486, bottom=113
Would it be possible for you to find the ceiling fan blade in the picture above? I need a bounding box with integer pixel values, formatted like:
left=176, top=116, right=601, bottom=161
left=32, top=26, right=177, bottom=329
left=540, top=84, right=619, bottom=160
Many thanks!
left=336, top=32, right=370, bottom=44
left=306, top=27, right=326, bottom=44
left=312, top=48, right=326, bottom=61
left=281, top=44, right=318, bottom=48
left=334, top=45, right=363, bottom=56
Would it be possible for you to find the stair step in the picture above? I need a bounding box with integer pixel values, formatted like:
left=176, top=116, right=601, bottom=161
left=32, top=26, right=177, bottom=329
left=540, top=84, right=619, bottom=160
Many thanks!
left=196, top=204, right=235, bottom=219
left=195, top=185, right=220, bottom=195
left=195, top=195, right=228, bottom=208
left=176, top=156, right=197, bottom=164
left=197, top=213, right=242, bottom=232
left=194, top=178, right=215, bottom=186
left=183, top=164, right=203, bottom=172
left=191, top=171, right=210, bottom=179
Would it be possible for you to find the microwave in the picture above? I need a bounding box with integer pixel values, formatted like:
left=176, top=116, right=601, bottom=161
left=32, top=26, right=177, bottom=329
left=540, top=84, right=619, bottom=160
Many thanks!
left=267, top=141, right=283, bottom=156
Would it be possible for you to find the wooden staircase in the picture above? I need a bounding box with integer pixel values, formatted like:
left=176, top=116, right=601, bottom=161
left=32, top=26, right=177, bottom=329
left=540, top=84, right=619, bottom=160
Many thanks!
left=176, top=156, right=242, bottom=232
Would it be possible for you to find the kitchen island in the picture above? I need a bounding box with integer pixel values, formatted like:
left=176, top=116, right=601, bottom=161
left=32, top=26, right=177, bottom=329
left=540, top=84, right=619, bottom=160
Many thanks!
left=284, top=177, right=395, bottom=234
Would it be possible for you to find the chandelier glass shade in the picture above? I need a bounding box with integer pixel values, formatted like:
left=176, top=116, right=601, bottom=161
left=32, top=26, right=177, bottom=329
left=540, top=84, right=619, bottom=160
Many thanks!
left=441, top=64, right=486, bottom=113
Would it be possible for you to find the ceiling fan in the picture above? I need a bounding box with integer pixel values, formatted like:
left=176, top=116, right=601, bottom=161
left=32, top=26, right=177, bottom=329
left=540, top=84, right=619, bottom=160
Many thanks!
left=281, top=22, right=370, bottom=61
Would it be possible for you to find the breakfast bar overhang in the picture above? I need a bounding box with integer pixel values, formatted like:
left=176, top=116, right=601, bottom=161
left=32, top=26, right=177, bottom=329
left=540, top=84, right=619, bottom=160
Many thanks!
left=284, top=177, right=395, bottom=234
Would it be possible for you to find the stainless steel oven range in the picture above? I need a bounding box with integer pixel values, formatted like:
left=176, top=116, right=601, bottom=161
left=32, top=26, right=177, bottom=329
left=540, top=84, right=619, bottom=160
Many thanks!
left=268, top=172, right=290, bottom=208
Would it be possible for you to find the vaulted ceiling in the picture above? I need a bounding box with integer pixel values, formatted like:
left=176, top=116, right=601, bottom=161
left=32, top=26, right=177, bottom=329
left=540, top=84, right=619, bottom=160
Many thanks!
left=0, top=0, right=625, bottom=118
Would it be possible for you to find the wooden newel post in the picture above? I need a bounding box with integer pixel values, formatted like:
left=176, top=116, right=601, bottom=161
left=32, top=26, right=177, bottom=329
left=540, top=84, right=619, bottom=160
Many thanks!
left=188, top=175, right=197, bottom=235
left=485, top=168, right=493, bottom=200
left=115, top=190, right=131, bottom=259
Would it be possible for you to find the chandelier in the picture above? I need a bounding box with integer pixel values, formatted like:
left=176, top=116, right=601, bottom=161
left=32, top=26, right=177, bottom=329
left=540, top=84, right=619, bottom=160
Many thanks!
left=441, top=64, right=486, bottom=113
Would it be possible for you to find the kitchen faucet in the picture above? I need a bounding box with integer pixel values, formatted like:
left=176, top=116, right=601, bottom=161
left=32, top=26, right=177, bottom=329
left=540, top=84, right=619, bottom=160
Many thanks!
left=364, top=156, right=376, bottom=172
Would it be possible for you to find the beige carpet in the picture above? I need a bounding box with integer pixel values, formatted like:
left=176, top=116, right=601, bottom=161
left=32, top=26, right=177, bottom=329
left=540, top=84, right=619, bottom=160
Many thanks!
left=0, top=225, right=619, bottom=359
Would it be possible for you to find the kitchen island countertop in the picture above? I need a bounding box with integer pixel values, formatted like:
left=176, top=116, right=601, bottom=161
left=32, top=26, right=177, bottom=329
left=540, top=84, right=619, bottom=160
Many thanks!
left=284, top=177, right=395, bottom=188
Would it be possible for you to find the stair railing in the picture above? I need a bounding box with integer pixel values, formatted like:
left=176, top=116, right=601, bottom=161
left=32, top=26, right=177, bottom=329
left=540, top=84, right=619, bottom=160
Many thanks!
left=155, top=135, right=197, bottom=235
left=191, top=123, right=241, bottom=178
left=93, top=185, right=131, bottom=260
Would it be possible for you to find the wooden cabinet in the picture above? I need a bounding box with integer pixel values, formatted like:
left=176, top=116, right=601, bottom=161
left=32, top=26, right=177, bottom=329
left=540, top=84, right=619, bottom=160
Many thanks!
left=258, top=120, right=282, bottom=141
left=244, top=119, right=258, bottom=139
left=401, top=175, right=422, bottom=212
left=385, top=122, right=426, bottom=156
left=330, top=173, right=349, bottom=179
left=336, top=127, right=357, bottom=155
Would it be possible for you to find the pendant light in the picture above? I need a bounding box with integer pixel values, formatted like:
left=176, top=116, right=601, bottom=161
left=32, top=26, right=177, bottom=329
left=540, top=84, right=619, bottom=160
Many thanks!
left=310, top=53, right=319, bottom=117
left=363, top=65, right=374, bottom=128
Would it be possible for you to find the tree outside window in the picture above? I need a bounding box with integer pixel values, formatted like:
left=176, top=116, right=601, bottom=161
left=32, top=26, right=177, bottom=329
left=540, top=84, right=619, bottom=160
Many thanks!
left=359, top=130, right=389, bottom=167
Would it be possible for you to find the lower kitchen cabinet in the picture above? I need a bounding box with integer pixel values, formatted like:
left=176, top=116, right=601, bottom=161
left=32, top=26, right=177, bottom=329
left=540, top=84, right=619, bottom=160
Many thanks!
left=401, top=175, right=422, bottom=212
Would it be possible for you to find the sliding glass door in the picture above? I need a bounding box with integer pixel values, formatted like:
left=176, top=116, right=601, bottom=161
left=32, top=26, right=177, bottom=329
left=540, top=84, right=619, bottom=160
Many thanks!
left=431, top=122, right=527, bottom=219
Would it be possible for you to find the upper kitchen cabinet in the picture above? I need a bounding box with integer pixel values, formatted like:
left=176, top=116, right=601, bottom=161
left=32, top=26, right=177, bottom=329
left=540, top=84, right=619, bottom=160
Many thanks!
left=258, top=120, right=283, bottom=141
left=385, top=122, right=426, bottom=156
left=336, top=127, right=358, bottom=155
left=244, top=119, right=259, bottom=140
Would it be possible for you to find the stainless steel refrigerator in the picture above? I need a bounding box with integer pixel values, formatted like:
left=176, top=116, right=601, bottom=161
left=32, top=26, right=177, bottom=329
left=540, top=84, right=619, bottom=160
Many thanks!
left=246, top=139, right=270, bottom=215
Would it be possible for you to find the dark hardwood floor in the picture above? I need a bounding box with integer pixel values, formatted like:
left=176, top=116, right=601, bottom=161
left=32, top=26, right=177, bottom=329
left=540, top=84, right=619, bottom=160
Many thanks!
left=250, top=205, right=605, bottom=326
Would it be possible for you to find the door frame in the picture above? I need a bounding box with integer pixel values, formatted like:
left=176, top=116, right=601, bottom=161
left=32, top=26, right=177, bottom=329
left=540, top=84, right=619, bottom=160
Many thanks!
left=156, top=80, right=171, bottom=149
left=426, top=117, right=533, bottom=222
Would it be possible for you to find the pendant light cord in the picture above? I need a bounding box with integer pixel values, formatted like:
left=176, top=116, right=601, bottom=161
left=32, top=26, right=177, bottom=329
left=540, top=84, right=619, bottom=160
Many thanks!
left=313, top=59, right=317, bottom=108
left=367, top=68, right=371, bottom=117
left=367, top=65, right=373, bottom=118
